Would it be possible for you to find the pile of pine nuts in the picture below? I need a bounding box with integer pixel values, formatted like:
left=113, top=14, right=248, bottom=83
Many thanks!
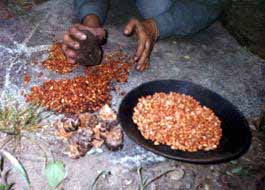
left=133, top=92, right=222, bottom=152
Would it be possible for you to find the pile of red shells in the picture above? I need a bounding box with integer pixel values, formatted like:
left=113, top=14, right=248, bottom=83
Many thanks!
left=27, top=43, right=131, bottom=114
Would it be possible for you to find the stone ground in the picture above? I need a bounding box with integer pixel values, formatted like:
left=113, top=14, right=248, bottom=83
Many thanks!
left=0, top=0, right=265, bottom=189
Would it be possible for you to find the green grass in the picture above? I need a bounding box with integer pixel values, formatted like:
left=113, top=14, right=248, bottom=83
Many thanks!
left=0, top=101, right=51, bottom=151
left=0, top=103, right=45, bottom=135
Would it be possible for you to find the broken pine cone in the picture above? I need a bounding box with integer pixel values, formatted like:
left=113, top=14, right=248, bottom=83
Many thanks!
left=79, top=113, right=98, bottom=128
left=56, top=110, right=124, bottom=159
left=95, top=120, right=119, bottom=139
left=99, top=104, right=117, bottom=121
left=68, top=128, right=94, bottom=158
left=96, top=122, right=110, bottom=133
left=54, top=120, right=73, bottom=140
left=61, top=114, right=81, bottom=132
left=68, top=144, right=84, bottom=159
left=69, top=128, right=95, bottom=145
left=91, top=138, right=105, bottom=148
left=105, top=125, right=123, bottom=151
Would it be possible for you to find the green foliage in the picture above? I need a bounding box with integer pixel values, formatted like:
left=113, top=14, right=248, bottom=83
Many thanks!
left=0, top=99, right=59, bottom=189
left=0, top=150, right=30, bottom=185
left=91, top=170, right=111, bottom=190
left=230, top=166, right=251, bottom=176
left=138, top=168, right=148, bottom=190
left=0, top=101, right=49, bottom=144
left=0, top=155, right=20, bottom=189
left=0, top=184, right=14, bottom=190
left=44, top=161, right=66, bottom=188
left=231, top=166, right=243, bottom=174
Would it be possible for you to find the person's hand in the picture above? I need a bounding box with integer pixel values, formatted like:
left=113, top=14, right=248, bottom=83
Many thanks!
left=124, top=18, right=159, bottom=71
left=62, top=15, right=106, bottom=64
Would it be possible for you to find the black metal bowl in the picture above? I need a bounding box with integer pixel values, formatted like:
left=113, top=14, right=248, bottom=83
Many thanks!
left=118, top=80, right=252, bottom=164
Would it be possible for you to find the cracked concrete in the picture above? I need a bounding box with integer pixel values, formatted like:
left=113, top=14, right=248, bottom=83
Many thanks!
left=0, top=0, right=264, bottom=189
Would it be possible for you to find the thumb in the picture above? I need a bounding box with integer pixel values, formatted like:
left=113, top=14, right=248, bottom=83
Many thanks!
left=124, top=19, right=138, bottom=35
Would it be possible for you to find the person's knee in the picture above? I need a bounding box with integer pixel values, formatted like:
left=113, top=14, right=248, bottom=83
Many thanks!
left=136, top=0, right=172, bottom=19
left=172, top=0, right=223, bottom=37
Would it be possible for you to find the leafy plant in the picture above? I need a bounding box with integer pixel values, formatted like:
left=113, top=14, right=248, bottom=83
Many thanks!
left=0, top=100, right=55, bottom=188
left=44, top=161, right=66, bottom=189
left=0, top=102, right=47, bottom=134
left=0, top=150, right=30, bottom=186
left=137, top=167, right=176, bottom=190
left=0, top=98, right=64, bottom=189
left=91, top=170, right=111, bottom=190
left=230, top=166, right=251, bottom=176
left=0, top=101, right=50, bottom=151
left=0, top=156, right=14, bottom=190
left=231, top=166, right=243, bottom=174
left=0, top=184, right=13, bottom=190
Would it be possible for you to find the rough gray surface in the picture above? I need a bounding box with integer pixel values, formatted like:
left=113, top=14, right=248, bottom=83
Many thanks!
left=0, top=0, right=264, bottom=189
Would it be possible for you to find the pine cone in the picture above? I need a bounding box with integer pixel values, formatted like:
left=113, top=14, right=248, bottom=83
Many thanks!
left=105, top=125, right=123, bottom=151
left=61, top=114, right=80, bottom=132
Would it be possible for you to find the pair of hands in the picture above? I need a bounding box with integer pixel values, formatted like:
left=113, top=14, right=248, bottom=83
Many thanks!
left=63, top=15, right=159, bottom=71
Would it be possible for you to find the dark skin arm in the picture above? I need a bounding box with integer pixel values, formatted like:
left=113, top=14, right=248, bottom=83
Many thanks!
left=63, top=15, right=159, bottom=71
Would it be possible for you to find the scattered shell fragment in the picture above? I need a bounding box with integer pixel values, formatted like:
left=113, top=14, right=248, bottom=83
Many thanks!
left=42, top=43, right=78, bottom=74
left=67, top=144, right=82, bottom=159
left=79, top=113, right=98, bottom=128
left=92, top=138, right=105, bottom=148
left=23, top=74, right=31, bottom=85
left=61, top=115, right=80, bottom=132
left=68, top=128, right=94, bottom=158
left=54, top=120, right=73, bottom=140
left=99, top=104, right=117, bottom=121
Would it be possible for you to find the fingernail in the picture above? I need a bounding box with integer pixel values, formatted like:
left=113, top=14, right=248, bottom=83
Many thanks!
left=74, top=43, right=79, bottom=49
left=124, top=30, right=128, bottom=34
left=81, top=34, right=86, bottom=40
left=134, top=57, right=138, bottom=61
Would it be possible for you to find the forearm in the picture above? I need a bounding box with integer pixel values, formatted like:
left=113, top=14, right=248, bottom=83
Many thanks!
left=83, top=14, right=102, bottom=27
left=74, top=0, right=109, bottom=24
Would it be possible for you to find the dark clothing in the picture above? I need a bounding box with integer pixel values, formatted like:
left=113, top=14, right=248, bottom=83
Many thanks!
left=74, top=0, right=225, bottom=39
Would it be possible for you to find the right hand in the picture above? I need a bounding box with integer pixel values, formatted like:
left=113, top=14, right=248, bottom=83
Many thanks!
left=62, top=24, right=106, bottom=64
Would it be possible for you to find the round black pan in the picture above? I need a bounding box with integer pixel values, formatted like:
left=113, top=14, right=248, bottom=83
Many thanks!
left=118, top=80, right=252, bottom=164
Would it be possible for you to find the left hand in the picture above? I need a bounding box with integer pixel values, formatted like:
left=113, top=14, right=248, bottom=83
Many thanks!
left=124, top=18, right=159, bottom=71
